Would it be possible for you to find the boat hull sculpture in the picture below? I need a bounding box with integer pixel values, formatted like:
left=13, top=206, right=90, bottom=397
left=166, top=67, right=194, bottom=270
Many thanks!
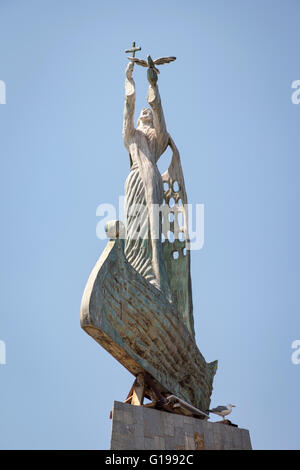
left=80, top=236, right=217, bottom=412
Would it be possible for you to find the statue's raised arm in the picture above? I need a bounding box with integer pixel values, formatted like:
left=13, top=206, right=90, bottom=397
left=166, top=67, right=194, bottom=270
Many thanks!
left=122, top=62, right=136, bottom=149
left=147, top=79, right=169, bottom=158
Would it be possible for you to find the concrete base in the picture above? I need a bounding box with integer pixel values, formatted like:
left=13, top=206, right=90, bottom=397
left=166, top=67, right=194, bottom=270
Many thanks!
left=110, top=401, right=252, bottom=450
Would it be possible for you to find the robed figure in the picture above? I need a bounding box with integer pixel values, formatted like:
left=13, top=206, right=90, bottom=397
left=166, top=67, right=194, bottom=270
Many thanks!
left=122, top=61, right=194, bottom=337
left=122, top=61, right=172, bottom=300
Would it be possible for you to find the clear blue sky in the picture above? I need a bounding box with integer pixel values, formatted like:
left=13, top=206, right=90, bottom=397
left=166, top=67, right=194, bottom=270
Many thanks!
left=0, top=0, right=299, bottom=450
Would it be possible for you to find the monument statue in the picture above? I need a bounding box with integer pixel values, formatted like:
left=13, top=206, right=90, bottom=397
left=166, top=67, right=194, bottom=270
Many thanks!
left=123, top=59, right=172, bottom=302
left=80, top=43, right=217, bottom=415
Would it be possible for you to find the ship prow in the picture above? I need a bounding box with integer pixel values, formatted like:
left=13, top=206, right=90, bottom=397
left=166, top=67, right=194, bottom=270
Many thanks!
left=81, top=237, right=217, bottom=413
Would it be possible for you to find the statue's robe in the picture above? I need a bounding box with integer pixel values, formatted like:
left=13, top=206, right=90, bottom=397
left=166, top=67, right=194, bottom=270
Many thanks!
left=122, top=77, right=171, bottom=300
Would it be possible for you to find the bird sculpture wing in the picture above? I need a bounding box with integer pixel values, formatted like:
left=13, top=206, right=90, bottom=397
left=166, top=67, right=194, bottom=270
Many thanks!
left=127, top=57, right=148, bottom=67
left=153, top=56, right=176, bottom=65
left=209, top=406, right=228, bottom=413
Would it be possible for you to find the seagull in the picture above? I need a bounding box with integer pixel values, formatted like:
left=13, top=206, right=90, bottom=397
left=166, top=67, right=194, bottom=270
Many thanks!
left=207, top=404, right=236, bottom=421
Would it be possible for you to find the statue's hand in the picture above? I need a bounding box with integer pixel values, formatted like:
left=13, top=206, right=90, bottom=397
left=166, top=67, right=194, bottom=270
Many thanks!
left=147, top=68, right=158, bottom=87
left=126, top=61, right=134, bottom=80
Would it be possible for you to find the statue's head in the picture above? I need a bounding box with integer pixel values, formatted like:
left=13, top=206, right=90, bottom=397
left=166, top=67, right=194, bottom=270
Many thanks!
left=137, top=108, right=153, bottom=128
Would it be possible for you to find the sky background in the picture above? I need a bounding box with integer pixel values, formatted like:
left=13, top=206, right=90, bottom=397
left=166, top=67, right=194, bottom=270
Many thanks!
left=0, top=0, right=299, bottom=450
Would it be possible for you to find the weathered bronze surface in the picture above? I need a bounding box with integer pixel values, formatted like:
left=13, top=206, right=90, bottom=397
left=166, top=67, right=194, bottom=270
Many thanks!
left=80, top=49, right=217, bottom=412
left=80, top=237, right=217, bottom=412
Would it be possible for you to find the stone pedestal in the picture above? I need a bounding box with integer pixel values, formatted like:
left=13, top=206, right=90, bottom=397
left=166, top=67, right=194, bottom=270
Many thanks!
left=110, top=401, right=252, bottom=450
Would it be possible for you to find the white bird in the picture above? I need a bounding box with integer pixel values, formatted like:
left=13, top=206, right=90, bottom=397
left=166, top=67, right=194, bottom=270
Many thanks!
left=208, top=404, right=236, bottom=421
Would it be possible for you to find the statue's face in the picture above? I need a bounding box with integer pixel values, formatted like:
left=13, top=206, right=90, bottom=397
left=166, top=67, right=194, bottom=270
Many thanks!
left=138, top=108, right=153, bottom=125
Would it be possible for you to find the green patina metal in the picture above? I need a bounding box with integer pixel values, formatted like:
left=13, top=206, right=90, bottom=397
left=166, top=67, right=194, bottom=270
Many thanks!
left=80, top=48, right=217, bottom=412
